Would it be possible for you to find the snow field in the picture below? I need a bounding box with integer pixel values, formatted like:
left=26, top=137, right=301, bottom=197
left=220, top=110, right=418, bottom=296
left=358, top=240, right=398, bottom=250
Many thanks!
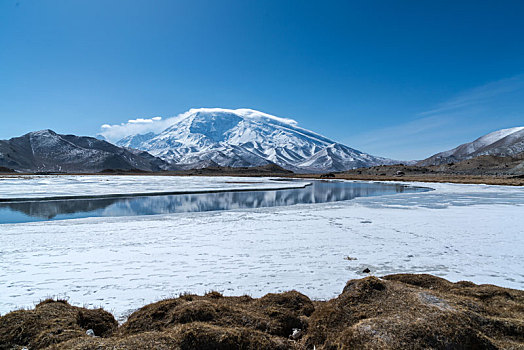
left=0, top=178, right=522, bottom=320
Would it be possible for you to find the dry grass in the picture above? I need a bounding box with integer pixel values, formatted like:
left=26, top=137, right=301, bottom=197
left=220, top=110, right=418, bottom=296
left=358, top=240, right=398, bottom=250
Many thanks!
left=295, top=173, right=524, bottom=186
left=304, top=275, right=524, bottom=349
left=0, top=298, right=116, bottom=350
left=120, top=290, right=313, bottom=339
left=3, top=169, right=522, bottom=186
left=49, top=323, right=295, bottom=350
left=1, top=275, right=522, bottom=349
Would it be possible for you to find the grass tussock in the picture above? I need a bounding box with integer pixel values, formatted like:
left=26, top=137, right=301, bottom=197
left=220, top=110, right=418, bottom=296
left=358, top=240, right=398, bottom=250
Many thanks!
left=304, top=275, right=524, bottom=349
left=120, top=290, right=313, bottom=340
left=1, top=274, right=523, bottom=349
left=0, top=299, right=117, bottom=350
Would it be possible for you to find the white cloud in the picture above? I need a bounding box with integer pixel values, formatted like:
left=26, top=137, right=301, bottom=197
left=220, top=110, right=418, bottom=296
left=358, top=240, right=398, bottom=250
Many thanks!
left=420, top=74, right=524, bottom=117
left=98, top=108, right=295, bottom=143
left=98, top=116, right=175, bottom=142
left=127, top=117, right=163, bottom=124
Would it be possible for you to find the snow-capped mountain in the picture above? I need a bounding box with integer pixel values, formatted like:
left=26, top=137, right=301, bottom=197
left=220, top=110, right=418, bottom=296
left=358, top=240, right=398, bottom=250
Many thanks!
left=115, top=108, right=396, bottom=172
left=0, top=130, right=169, bottom=173
left=419, top=126, right=524, bottom=166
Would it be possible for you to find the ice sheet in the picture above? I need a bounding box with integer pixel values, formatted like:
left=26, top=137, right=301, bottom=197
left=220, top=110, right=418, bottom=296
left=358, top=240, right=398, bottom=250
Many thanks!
left=0, top=175, right=307, bottom=200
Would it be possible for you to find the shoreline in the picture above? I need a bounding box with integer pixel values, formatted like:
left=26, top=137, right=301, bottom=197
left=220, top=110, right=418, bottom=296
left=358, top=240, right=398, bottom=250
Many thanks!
left=293, top=173, right=524, bottom=186
left=1, top=171, right=523, bottom=186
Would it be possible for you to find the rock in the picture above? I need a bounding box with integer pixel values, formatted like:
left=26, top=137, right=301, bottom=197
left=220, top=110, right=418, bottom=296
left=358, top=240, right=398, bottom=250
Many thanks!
left=362, top=268, right=371, bottom=273
left=290, top=328, right=303, bottom=340
left=320, top=173, right=336, bottom=178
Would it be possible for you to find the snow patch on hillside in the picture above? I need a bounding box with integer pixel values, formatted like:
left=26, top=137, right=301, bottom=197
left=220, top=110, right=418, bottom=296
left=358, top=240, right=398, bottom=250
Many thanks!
left=420, top=126, right=524, bottom=165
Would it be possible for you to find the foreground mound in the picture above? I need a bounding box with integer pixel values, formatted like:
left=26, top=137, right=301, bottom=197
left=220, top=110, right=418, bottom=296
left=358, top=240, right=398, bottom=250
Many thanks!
left=0, top=299, right=117, bottom=349
left=304, top=275, right=523, bottom=349
left=1, top=274, right=522, bottom=349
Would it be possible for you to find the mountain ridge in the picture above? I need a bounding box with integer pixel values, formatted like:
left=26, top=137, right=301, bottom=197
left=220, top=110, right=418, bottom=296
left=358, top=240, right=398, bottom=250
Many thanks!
left=419, top=126, right=524, bottom=166
left=114, top=108, right=397, bottom=172
left=0, top=130, right=169, bottom=173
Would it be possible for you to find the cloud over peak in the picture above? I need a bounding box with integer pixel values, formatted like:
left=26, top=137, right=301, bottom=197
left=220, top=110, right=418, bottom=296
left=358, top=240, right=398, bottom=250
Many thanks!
left=128, top=117, right=162, bottom=124
left=98, top=116, right=171, bottom=142
left=98, top=108, right=298, bottom=143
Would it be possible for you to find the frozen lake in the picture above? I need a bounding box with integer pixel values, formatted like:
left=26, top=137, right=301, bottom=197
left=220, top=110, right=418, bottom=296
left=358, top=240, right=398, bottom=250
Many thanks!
left=0, top=175, right=308, bottom=200
left=0, top=176, right=523, bottom=320
left=0, top=179, right=429, bottom=223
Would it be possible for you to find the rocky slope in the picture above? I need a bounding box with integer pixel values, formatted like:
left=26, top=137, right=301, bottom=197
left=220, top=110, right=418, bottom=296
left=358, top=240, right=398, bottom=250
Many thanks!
left=115, top=108, right=396, bottom=172
left=0, top=130, right=169, bottom=173
left=1, top=274, right=522, bottom=349
left=340, top=151, right=524, bottom=178
left=419, top=126, right=524, bottom=166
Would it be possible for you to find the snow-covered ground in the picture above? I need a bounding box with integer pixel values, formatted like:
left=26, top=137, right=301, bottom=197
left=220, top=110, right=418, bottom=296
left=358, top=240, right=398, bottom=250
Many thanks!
left=0, top=175, right=307, bottom=200
left=0, top=178, right=523, bottom=321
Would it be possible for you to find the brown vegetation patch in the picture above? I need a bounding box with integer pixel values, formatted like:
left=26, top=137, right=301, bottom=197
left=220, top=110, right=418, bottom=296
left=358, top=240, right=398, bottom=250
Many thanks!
left=0, top=299, right=117, bottom=350
left=304, top=275, right=524, bottom=349
left=0, top=166, right=15, bottom=173
left=296, top=172, right=524, bottom=186
left=47, top=323, right=294, bottom=350
left=121, top=290, right=313, bottom=339
left=1, top=275, right=523, bottom=349
left=294, top=152, right=524, bottom=185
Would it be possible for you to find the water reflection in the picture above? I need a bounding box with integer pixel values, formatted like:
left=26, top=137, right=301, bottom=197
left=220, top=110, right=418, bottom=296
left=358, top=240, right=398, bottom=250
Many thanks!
left=0, top=181, right=430, bottom=224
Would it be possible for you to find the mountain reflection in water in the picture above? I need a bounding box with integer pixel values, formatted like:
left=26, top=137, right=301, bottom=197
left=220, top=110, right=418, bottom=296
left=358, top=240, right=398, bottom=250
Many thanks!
left=0, top=181, right=430, bottom=224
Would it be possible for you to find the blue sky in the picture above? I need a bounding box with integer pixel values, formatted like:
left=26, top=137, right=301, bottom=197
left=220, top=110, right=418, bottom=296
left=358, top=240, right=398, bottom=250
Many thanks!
left=1, top=0, right=523, bottom=160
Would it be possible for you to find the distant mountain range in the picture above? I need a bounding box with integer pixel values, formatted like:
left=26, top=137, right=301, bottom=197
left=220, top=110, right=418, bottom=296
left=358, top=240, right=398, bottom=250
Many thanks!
left=419, top=127, right=524, bottom=166
left=1, top=109, right=522, bottom=174
left=0, top=130, right=167, bottom=173
left=114, top=108, right=397, bottom=172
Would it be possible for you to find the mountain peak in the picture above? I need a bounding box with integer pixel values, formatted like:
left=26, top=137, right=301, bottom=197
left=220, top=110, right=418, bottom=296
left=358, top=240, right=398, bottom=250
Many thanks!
left=183, top=108, right=299, bottom=126
left=29, top=129, right=57, bottom=137
left=476, top=127, right=524, bottom=145
left=115, top=108, right=395, bottom=172
left=419, top=126, right=524, bottom=166
left=1, top=130, right=168, bottom=173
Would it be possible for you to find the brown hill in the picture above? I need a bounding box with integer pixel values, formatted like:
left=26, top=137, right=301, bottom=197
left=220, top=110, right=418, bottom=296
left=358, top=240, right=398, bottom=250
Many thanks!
left=339, top=152, right=524, bottom=178
left=432, top=152, right=524, bottom=175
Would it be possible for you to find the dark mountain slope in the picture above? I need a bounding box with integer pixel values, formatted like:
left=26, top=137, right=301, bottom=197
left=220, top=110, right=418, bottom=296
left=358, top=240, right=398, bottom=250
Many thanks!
left=0, top=130, right=168, bottom=173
